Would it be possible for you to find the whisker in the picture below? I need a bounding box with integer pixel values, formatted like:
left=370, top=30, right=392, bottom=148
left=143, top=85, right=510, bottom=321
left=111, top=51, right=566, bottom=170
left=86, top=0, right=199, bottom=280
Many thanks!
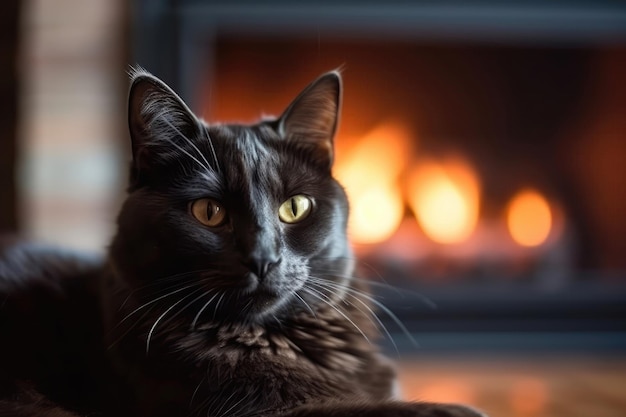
left=157, top=288, right=217, bottom=333
left=117, top=283, right=198, bottom=327
left=117, top=269, right=218, bottom=312
left=352, top=258, right=393, bottom=286
left=190, top=374, right=206, bottom=408
left=272, top=314, right=283, bottom=328
left=306, top=279, right=398, bottom=355
left=157, top=115, right=214, bottom=175
left=121, top=277, right=195, bottom=307
left=201, top=393, right=220, bottom=417
left=292, top=290, right=316, bottom=318
left=190, top=390, right=214, bottom=417
left=202, top=125, right=221, bottom=174
left=212, top=292, right=227, bottom=320
left=146, top=287, right=205, bottom=353
left=191, top=292, right=220, bottom=330
left=311, top=269, right=437, bottom=309
left=220, top=389, right=252, bottom=417
left=301, top=286, right=371, bottom=345
left=212, top=389, right=238, bottom=417
left=309, top=277, right=419, bottom=348
left=107, top=305, right=156, bottom=350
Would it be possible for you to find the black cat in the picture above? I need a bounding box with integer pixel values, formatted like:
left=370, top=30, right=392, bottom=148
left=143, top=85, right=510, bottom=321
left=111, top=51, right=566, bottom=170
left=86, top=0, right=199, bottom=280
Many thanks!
left=0, top=70, right=486, bottom=417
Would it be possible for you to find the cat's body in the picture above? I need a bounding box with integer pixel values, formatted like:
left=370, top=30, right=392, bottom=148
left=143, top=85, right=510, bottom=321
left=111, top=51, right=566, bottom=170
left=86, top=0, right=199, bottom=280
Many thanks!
left=0, top=240, right=108, bottom=416
left=0, top=71, right=485, bottom=417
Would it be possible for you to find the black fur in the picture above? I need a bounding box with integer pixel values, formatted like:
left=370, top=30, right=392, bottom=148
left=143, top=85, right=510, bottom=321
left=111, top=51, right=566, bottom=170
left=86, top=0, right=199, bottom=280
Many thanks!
left=0, top=72, right=485, bottom=417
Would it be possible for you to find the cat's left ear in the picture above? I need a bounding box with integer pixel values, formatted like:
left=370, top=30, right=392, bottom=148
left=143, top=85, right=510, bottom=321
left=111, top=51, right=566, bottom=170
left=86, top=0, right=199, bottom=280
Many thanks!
left=277, top=71, right=341, bottom=168
left=127, top=68, right=201, bottom=185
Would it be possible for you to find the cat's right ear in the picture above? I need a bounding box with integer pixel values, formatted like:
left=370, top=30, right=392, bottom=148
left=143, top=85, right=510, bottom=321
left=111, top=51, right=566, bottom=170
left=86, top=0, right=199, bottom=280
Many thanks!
left=127, top=68, right=200, bottom=184
left=277, top=71, right=342, bottom=170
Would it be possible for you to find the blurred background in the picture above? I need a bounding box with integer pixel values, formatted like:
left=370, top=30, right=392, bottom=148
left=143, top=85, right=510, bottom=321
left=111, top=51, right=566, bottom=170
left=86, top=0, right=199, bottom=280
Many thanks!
left=1, top=0, right=626, bottom=415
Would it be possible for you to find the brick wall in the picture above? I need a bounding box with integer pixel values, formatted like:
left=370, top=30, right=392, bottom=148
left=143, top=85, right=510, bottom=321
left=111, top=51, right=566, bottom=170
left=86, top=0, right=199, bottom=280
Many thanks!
left=18, top=0, right=126, bottom=251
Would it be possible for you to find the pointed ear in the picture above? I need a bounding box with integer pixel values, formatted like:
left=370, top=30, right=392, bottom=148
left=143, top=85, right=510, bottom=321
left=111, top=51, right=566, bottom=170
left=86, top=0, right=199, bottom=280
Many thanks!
left=127, top=68, right=200, bottom=181
left=277, top=71, right=341, bottom=168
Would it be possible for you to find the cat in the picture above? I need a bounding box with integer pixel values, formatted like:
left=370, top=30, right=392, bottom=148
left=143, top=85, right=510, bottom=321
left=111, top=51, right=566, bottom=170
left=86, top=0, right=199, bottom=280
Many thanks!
left=0, top=70, right=486, bottom=417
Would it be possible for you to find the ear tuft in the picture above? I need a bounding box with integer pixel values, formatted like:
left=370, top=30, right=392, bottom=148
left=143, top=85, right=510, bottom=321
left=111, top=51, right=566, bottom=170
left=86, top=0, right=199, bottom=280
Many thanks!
left=278, top=71, right=342, bottom=168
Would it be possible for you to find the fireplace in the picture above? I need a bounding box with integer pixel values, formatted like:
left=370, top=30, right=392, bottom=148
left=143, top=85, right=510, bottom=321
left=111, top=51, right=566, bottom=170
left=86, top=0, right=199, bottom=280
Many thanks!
left=132, top=1, right=626, bottom=353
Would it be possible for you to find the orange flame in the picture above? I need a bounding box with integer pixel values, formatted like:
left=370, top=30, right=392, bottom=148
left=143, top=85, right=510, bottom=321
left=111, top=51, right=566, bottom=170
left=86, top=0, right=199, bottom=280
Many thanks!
left=334, top=123, right=411, bottom=244
left=507, top=189, right=552, bottom=247
left=407, top=158, right=480, bottom=244
left=349, top=184, right=405, bottom=244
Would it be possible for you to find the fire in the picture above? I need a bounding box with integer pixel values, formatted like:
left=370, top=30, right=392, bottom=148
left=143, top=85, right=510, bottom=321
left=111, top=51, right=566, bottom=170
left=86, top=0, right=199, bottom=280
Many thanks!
left=507, top=189, right=552, bottom=247
left=349, top=185, right=405, bottom=244
left=407, top=158, right=480, bottom=244
left=334, top=123, right=411, bottom=244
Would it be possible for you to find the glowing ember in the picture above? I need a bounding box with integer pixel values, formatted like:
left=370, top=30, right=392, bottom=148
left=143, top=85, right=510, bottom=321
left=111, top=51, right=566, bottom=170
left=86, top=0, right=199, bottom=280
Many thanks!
left=407, top=158, right=480, bottom=244
left=507, top=189, right=552, bottom=247
left=334, top=123, right=412, bottom=244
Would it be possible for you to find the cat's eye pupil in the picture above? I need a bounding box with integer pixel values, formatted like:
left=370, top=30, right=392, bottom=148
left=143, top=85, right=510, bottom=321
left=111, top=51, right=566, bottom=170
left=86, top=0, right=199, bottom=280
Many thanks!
left=279, top=195, right=312, bottom=224
left=207, top=202, right=216, bottom=218
left=291, top=198, right=298, bottom=216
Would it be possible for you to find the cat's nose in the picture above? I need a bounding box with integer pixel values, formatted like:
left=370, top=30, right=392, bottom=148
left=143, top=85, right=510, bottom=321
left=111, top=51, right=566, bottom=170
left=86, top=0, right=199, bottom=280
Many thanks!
left=246, top=257, right=281, bottom=281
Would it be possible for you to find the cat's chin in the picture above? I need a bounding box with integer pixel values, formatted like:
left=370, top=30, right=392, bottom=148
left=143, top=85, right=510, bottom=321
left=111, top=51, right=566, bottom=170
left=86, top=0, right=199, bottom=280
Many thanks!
left=225, top=287, right=289, bottom=323
left=249, top=288, right=281, bottom=310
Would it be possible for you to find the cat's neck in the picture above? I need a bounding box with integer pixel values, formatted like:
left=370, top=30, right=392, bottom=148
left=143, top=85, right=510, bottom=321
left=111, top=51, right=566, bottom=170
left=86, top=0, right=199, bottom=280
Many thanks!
left=182, top=298, right=378, bottom=368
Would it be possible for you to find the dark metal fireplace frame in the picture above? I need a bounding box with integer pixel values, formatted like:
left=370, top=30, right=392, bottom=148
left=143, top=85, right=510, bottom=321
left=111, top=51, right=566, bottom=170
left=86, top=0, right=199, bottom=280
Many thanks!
left=131, top=0, right=626, bottom=355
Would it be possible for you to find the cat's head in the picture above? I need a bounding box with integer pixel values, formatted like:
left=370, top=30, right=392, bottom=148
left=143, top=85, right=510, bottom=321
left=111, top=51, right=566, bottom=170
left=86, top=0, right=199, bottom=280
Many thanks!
left=110, top=69, right=353, bottom=326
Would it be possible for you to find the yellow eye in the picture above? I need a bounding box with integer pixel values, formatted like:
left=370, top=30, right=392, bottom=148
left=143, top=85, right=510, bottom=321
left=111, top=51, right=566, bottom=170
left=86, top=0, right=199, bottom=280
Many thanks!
left=191, top=198, right=227, bottom=227
left=279, top=195, right=312, bottom=223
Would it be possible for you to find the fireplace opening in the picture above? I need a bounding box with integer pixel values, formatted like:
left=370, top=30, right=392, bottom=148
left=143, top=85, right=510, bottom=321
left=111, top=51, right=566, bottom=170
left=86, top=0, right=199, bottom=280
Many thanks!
left=202, top=38, right=610, bottom=280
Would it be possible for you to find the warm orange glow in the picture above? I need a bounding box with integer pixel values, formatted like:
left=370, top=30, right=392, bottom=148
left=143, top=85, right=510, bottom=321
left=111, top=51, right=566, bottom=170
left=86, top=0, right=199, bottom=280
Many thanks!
left=334, top=123, right=412, bottom=244
left=407, top=158, right=480, bottom=244
left=510, top=377, right=549, bottom=416
left=418, top=380, right=475, bottom=405
left=507, top=189, right=552, bottom=247
left=349, top=185, right=405, bottom=244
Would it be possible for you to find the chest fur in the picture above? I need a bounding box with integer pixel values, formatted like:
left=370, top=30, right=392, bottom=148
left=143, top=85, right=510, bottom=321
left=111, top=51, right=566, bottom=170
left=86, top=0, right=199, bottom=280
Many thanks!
left=109, top=299, right=395, bottom=416
left=142, top=319, right=387, bottom=413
